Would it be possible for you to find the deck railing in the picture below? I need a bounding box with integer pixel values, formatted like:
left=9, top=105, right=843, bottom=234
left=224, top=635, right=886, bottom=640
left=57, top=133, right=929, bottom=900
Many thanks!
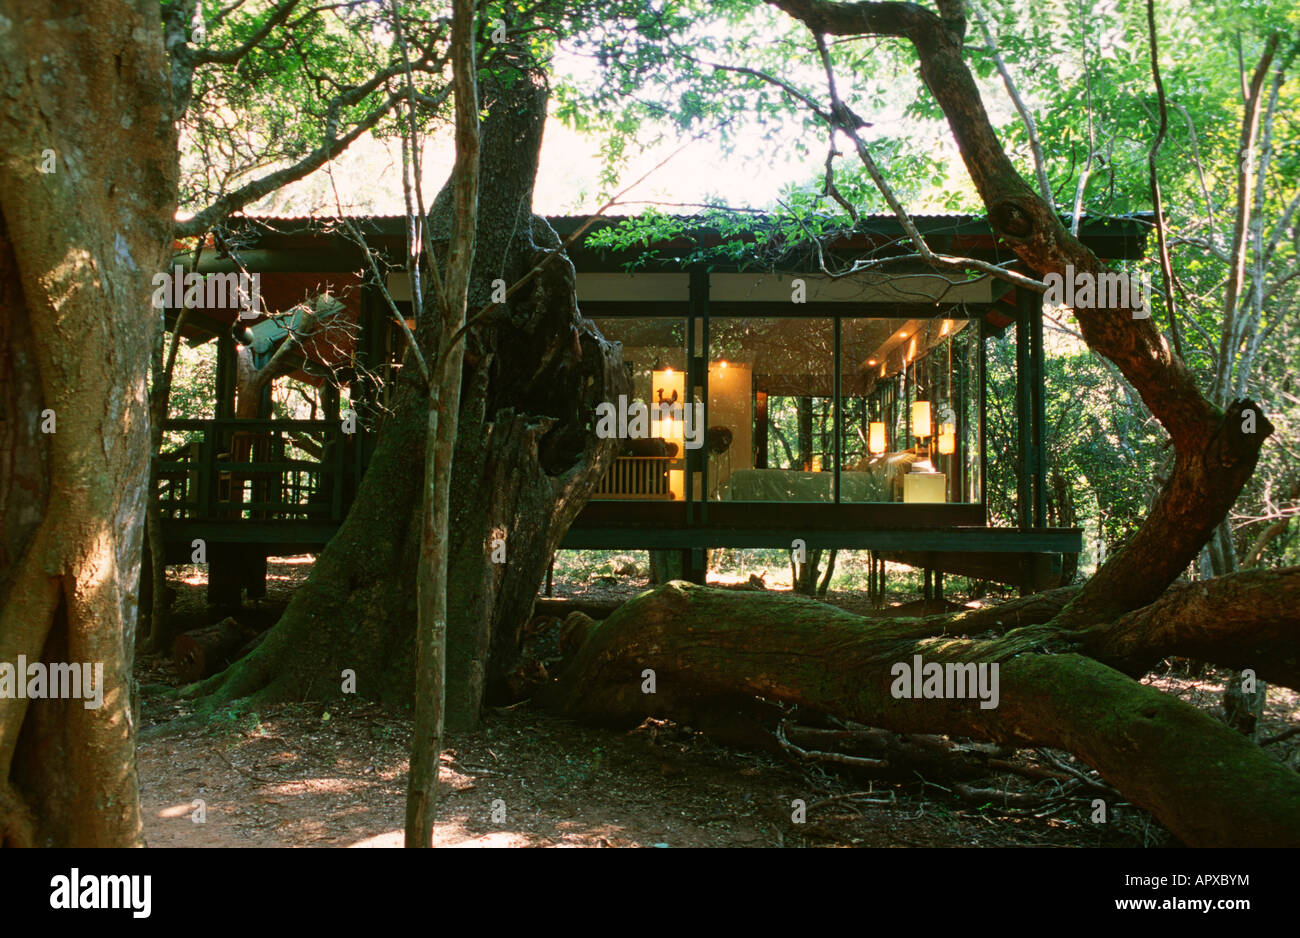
left=592, top=455, right=677, bottom=500
left=158, top=419, right=360, bottom=525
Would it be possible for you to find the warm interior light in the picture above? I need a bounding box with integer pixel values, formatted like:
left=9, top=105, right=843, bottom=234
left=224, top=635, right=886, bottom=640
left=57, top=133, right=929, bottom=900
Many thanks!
left=868, top=422, right=886, bottom=454
left=651, top=366, right=686, bottom=500
left=940, top=319, right=950, bottom=336
left=867, top=358, right=877, bottom=366
left=880, top=362, right=886, bottom=377
left=907, top=336, right=916, bottom=363
left=912, top=401, right=932, bottom=439
left=938, top=408, right=957, bottom=448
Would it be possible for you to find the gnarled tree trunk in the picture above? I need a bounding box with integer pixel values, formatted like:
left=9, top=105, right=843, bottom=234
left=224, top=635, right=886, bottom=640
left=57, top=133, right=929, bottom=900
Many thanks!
left=0, top=0, right=178, bottom=846
left=184, top=62, right=626, bottom=729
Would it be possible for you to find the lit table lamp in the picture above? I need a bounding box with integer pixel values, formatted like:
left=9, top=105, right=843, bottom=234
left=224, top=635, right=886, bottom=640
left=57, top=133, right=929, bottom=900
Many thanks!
left=912, top=400, right=932, bottom=441
left=868, top=421, right=886, bottom=455
left=937, top=405, right=956, bottom=455
left=905, top=403, right=946, bottom=503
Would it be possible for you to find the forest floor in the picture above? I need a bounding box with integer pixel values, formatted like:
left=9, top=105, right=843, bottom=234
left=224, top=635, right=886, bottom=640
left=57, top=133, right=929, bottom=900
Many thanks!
left=135, top=556, right=1300, bottom=848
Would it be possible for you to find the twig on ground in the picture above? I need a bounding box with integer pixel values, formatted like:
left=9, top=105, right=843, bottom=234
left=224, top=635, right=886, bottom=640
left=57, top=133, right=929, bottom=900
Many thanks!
left=776, top=719, right=889, bottom=769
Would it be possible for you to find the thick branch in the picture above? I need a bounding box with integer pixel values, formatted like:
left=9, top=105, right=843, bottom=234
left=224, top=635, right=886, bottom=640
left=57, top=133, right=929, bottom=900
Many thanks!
left=188, top=0, right=302, bottom=65
left=1083, top=566, right=1300, bottom=690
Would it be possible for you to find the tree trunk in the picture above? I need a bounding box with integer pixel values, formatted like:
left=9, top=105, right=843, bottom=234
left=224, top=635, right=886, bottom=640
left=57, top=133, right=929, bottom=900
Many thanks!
left=407, top=0, right=480, bottom=848
left=797, top=397, right=813, bottom=469
left=184, top=62, right=626, bottom=730
left=0, top=0, right=178, bottom=845
left=543, top=579, right=1300, bottom=846
left=141, top=303, right=190, bottom=653
left=649, top=550, right=685, bottom=585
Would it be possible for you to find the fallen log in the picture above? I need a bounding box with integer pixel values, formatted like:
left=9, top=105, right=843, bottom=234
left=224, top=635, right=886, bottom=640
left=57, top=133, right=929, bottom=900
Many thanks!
left=171, top=618, right=261, bottom=683
left=542, top=580, right=1300, bottom=847
left=534, top=597, right=627, bottom=619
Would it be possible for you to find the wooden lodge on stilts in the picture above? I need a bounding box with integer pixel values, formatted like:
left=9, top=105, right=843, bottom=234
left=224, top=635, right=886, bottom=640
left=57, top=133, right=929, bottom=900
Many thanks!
left=158, top=213, right=1149, bottom=606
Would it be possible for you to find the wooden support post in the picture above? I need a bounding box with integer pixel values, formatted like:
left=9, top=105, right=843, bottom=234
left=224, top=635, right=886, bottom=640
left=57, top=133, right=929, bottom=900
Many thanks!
left=215, top=330, right=236, bottom=422
left=1029, top=289, right=1048, bottom=529
left=321, top=381, right=340, bottom=420
left=330, top=421, right=345, bottom=522
left=1015, top=290, right=1033, bottom=532
left=1019, top=553, right=1040, bottom=597
left=956, top=330, right=968, bottom=502
left=978, top=317, right=988, bottom=513
left=206, top=544, right=242, bottom=610
left=833, top=316, right=842, bottom=503
left=754, top=390, right=768, bottom=469
left=678, top=548, right=708, bottom=585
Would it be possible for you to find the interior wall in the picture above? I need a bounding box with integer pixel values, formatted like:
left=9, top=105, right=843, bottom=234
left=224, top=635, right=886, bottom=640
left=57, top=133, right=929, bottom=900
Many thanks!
left=707, top=362, right=753, bottom=495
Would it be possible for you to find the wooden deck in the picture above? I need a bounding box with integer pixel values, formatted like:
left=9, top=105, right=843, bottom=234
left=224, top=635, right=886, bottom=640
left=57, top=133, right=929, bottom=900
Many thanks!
left=158, top=419, right=1077, bottom=597
left=158, top=418, right=362, bottom=563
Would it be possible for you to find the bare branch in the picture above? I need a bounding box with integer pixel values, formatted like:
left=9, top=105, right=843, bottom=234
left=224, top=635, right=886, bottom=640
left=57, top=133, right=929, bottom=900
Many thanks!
left=176, top=60, right=451, bottom=238
left=1215, top=33, right=1279, bottom=406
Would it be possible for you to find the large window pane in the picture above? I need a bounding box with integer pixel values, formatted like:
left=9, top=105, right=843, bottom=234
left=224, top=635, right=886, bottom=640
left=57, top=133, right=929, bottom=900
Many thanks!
left=708, top=317, right=834, bottom=502
left=589, top=317, right=688, bottom=500
left=839, top=316, right=979, bottom=503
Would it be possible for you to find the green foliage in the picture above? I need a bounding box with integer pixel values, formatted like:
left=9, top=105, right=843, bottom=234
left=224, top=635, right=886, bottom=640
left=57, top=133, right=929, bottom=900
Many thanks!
left=162, top=341, right=217, bottom=451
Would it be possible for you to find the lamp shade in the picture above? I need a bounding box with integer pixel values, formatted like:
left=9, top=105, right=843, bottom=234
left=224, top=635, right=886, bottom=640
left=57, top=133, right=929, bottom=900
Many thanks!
left=938, top=431, right=956, bottom=455
left=868, top=421, right=886, bottom=454
left=912, top=401, right=932, bottom=439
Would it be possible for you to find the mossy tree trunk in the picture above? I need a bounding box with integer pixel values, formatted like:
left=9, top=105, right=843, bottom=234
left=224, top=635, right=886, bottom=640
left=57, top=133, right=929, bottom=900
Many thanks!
left=544, top=574, right=1300, bottom=846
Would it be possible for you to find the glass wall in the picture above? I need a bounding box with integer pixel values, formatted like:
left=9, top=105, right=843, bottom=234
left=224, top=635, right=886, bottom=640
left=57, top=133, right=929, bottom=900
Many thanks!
left=838, top=316, right=980, bottom=503
left=707, top=317, right=835, bottom=502
left=588, top=311, right=983, bottom=507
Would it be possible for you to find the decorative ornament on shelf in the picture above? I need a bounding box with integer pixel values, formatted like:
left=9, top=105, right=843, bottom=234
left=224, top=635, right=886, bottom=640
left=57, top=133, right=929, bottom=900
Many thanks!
left=937, top=403, right=957, bottom=456
left=707, top=425, right=733, bottom=455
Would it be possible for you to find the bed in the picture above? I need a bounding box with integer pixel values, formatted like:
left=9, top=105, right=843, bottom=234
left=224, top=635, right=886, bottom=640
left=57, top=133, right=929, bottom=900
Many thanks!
left=718, top=451, right=923, bottom=502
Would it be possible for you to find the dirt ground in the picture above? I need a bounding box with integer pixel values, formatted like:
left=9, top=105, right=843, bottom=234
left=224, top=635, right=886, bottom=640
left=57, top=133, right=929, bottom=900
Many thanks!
left=136, top=557, right=1300, bottom=848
